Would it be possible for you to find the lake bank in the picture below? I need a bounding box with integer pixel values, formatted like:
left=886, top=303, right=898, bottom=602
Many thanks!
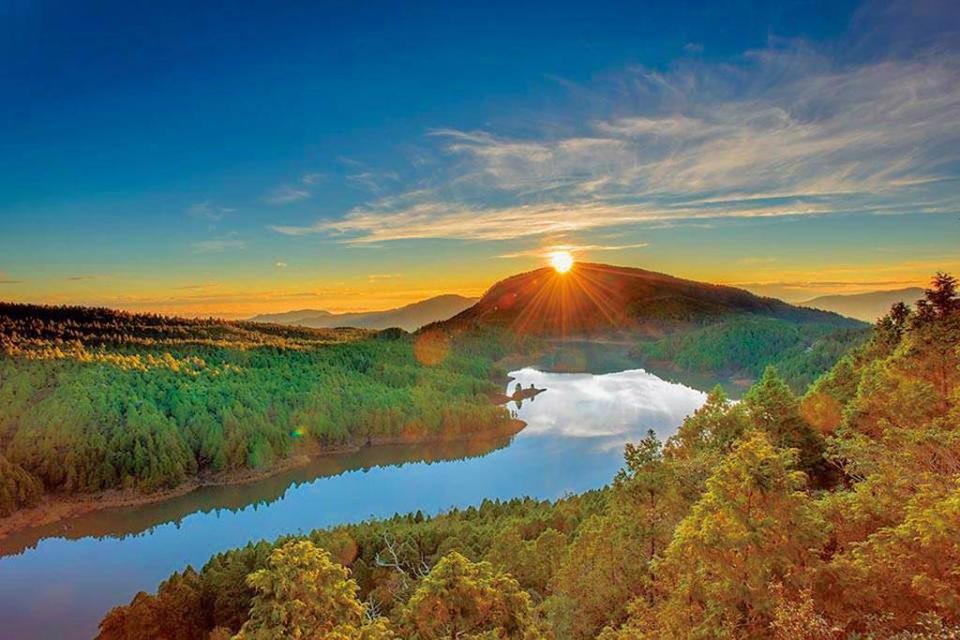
left=0, top=367, right=705, bottom=640
left=0, top=416, right=525, bottom=543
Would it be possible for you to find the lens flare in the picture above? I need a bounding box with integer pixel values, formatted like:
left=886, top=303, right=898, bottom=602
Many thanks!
left=414, top=329, right=450, bottom=366
left=549, top=251, right=574, bottom=273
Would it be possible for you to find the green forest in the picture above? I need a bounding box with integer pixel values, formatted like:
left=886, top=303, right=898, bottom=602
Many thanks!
left=633, top=316, right=871, bottom=392
left=94, top=274, right=960, bottom=639
left=0, top=303, right=522, bottom=517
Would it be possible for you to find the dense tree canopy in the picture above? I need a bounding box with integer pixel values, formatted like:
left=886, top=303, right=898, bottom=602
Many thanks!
left=401, top=551, right=539, bottom=640
left=0, top=303, right=521, bottom=513
left=654, top=432, right=826, bottom=639
left=634, top=315, right=870, bottom=392
left=96, top=494, right=604, bottom=640
left=236, top=540, right=366, bottom=640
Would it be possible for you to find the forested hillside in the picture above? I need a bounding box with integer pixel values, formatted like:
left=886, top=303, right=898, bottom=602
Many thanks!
left=634, top=316, right=870, bottom=392
left=442, top=263, right=866, bottom=392
left=98, top=274, right=960, bottom=639
left=0, top=303, right=519, bottom=518
left=440, top=263, right=862, bottom=338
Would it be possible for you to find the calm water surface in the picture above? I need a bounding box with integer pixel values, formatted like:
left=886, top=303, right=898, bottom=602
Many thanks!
left=0, top=368, right=705, bottom=639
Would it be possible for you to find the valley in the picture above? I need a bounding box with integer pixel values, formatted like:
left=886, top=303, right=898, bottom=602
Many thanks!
left=0, top=268, right=954, bottom=640
left=87, top=274, right=960, bottom=640
left=0, top=265, right=864, bottom=529
left=0, top=366, right=706, bottom=639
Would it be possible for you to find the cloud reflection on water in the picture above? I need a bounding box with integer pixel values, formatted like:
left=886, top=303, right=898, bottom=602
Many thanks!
left=509, top=368, right=707, bottom=452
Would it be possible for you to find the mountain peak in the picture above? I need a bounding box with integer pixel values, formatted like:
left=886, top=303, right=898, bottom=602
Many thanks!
left=250, top=294, right=478, bottom=332
left=442, top=262, right=858, bottom=337
left=800, top=287, right=925, bottom=322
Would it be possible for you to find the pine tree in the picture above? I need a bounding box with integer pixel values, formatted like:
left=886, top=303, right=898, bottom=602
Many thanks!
left=653, top=432, right=826, bottom=639
left=401, top=552, right=538, bottom=640
left=236, top=540, right=364, bottom=639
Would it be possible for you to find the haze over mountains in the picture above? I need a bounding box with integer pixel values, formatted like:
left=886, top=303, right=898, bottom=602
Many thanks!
left=438, top=263, right=861, bottom=338
left=800, top=287, right=925, bottom=322
left=249, top=294, right=477, bottom=332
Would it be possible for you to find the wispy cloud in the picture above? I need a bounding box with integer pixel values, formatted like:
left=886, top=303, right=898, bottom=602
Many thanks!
left=186, top=201, right=235, bottom=221
left=498, top=242, right=650, bottom=259
left=264, top=185, right=311, bottom=205
left=272, top=27, right=960, bottom=246
left=272, top=199, right=853, bottom=243
left=728, top=254, right=960, bottom=300
left=429, top=53, right=960, bottom=208
left=192, top=233, right=246, bottom=253
left=736, top=257, right=778, bottom=266
left=367, top=273, right=402, bottom=282
left=264, top=173, right=326, bottom=204
left=740, top=279, right=920, bottom=289
left=275, top=261, right=288, bottom=268
left=346, top=171, right=400, bottom=194
left=337, top=156, right=365, bottom=168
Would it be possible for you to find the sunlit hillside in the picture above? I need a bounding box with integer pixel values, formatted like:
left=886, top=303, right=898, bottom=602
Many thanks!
left=95, top=275, right=960, bottom=640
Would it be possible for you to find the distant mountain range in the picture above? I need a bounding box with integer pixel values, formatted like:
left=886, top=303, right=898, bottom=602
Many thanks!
left=800, top=287, right=924, bottom=322
left=249, top=294, right=478, bottom=332
left=434, top=263, right=861, bottom=338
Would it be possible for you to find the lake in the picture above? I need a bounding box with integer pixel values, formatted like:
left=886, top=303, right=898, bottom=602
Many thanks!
left=0, top=368, right=706, bottom=639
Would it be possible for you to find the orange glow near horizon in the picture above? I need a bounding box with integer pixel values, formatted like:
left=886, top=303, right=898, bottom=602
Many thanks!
left=3, top=253, right=952, bottom=319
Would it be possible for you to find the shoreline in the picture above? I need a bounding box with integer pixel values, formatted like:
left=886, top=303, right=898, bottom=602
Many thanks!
left=0, top=417, right=526, bottom=542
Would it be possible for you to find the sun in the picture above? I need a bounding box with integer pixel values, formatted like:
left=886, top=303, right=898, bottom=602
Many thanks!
left=548, top=250, right=574, bottom=273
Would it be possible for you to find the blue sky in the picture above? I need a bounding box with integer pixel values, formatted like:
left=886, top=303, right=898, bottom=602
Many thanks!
left=1, top=0, right=958, bottom=316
